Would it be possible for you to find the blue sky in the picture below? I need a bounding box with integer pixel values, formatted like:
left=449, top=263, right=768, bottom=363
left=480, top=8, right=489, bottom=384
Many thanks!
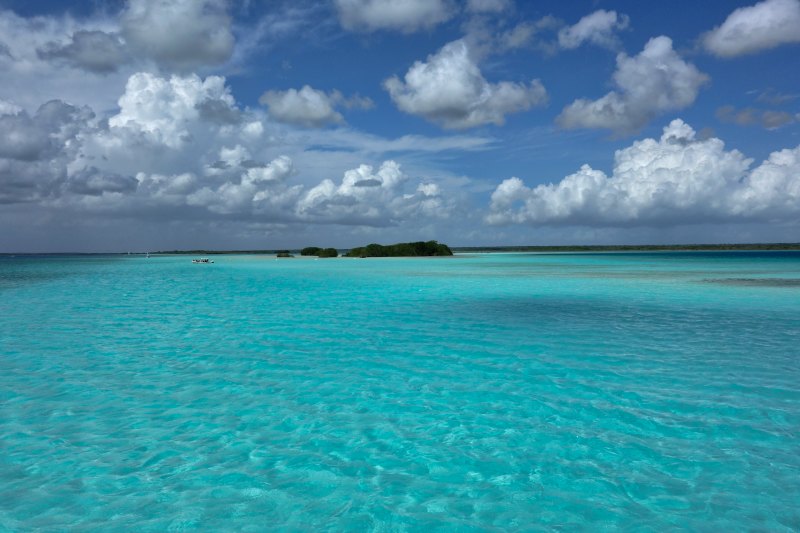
left=0, top=0, right=799, bottom=251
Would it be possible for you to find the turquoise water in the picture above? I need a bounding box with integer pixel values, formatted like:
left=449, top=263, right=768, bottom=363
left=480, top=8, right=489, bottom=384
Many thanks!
left=1, top=252, right=799, bottom=531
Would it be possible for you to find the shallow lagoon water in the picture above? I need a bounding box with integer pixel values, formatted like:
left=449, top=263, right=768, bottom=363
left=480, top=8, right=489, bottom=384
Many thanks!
left=1, top=252, right=799, bottom=530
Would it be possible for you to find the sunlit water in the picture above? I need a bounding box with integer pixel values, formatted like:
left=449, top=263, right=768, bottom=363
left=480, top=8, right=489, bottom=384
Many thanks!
left=1, top=252, right=799, bottom=531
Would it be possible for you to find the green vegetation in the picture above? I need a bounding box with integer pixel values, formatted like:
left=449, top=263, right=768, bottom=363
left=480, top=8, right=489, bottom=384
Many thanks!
left=345, top=240, right=453, bottom=258
left=276, top=251, right=294, bottom=258
left=318, top=248, right=339, bottom=258
left=300, top=246, right=338, bottom=257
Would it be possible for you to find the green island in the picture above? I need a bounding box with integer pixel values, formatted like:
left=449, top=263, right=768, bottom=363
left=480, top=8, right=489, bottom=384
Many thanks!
left=345, top=240, right=453, bottom=258
left=300, top=247, right=339, bottom=258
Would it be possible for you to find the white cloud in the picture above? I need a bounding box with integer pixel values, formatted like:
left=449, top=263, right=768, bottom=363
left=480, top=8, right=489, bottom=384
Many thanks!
left=384, top=39, right=547, bottom=129
left=261, top=86, right=342, bottom=127
left=259, top=86, right=373, bottom=128
left=0, top=67, right=470, bottom=233
left=75, top=72, right=282, bottom=211
left=297, top=160, right=404, bottom=221
left=0, top=10, right=132, bottom=112
left=107, top=72, right=238, bottom=149
left=4, top=2, right=234, bottom=78
left=334, top=0, right=455, bottom=33
left=242, top=121, right=264, bottom=139
left=0, top=100, right=97, bottom=204
left=703, top=0, right=800, bottom=57
left=0, top=7, right=498, bottom=251
left=557, top=36, right=708, bottom=135
left=37, top=30, right=129, bottom=74
left=187, top=155, right=298, bottom=215
left=121, top=0, right=234, bottom=70
left=732, top=145, right=800, bottom=216
left=487, top=119, right=800, bottom=226
left=0, top=111, right=57, bottom=162
left=135, top=171, right=198, bottom=205
left=296, top=160, right=452, bottom=223
left=558, top=9, right=629, bottom=50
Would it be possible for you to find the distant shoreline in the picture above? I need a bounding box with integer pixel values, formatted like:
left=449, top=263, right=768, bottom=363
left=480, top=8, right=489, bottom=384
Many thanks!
left=451, top=243, right=800, bottom=253
left=3, top=243, right=800, bottom=256
left=101, top=242, right=800, bottom=254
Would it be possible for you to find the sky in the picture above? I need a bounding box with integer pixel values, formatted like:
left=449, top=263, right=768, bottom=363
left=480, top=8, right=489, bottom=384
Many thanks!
left=0, top=0, right=799, bottom=252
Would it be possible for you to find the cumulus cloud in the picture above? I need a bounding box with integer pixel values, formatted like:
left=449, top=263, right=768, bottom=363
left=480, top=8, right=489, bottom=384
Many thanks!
left=558, top=9, right=629, bottom=50
left=7, top=100, right=94, bottom=159
left=0, top=157, right=58, bottom=204
left=187, top=155, right=299, bottom=215
left=261, top=86, right=343, bottom=127
left=107, top=72, right=238, bottom=148
left=121, top=0, right=234, bottom=70
left=297, top=160, right=404, bottom=221
left=78, top=72, right=466, bottom=223
left=37, top=30, right=129, bottom=74
left=703, top=0, right=800, bottom=57
left=0, top=10, right=134, bottom=112
left=57, top=71, right=267, bottom=211
left=557, top=36, right=708, bottom=135
left=8, top=2, right=233, bottom=77
left=259, top=86, right=373, bottom=128
left=0, top=68, right=464, bottom=233
left=384, top=39, right=547, bottom=129
left=0, top=111, right=55, bottom=162
left=296, top=160, right=451, bottom=223
left=0, top=100, right=96, bottom=203
left=717, top=105, right=796, bottom=129
left=487, top=119, right=800, bottom=226
left=334, top=0, right=455, bottom=33
left=67, top=72, right=300, bottom=217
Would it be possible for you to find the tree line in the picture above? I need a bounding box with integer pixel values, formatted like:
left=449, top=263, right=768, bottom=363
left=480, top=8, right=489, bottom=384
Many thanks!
left=345, top=241, right=453, bottom=257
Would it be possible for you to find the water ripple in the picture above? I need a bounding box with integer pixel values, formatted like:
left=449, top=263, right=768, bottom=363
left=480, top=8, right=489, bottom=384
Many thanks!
left=1, top=254, right=799, bottom=530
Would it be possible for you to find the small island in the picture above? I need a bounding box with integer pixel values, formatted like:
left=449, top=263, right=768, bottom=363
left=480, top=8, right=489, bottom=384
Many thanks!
left=345, top=240, right=453, bottom=258
left=300, top=247, right=339, bottom=258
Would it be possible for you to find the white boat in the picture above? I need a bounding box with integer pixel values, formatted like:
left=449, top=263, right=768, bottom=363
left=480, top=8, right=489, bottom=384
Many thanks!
left=192, top=258, right=214, bottom=264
